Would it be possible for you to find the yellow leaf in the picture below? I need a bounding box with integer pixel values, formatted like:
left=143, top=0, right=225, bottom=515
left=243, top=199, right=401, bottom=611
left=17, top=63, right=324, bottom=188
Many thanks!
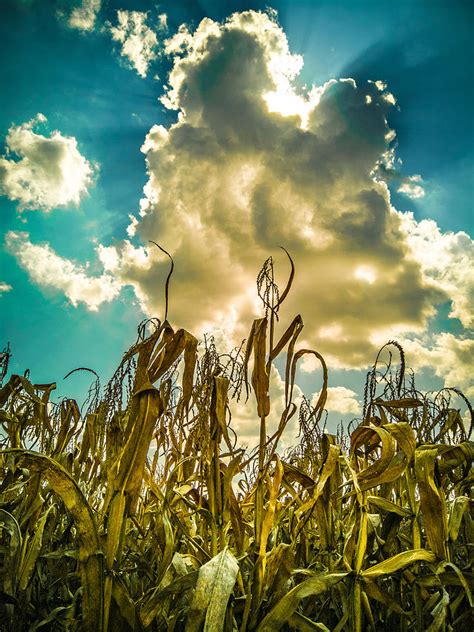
left=185, top=548, right=239, bottom=632
left=362, top=549, right=437, bottom=578
left=414, top=447, right=449, bottom=559
left=257, top=573, right=347, bottom=632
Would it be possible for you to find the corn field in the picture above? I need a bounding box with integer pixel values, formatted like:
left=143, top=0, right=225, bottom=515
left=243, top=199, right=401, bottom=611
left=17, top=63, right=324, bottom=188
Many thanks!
left=0, top=255, right=472, bottom=631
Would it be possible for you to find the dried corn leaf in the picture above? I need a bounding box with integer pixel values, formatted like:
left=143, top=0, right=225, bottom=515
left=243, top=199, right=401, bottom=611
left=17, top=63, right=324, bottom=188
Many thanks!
left=111, top=575, right=143, bottom=631
left=374, top=397, right=423, bottom=409
left=414, top=447, right=449, bottom=560
left=250, top=318, right=270, bottom=418
left=257, top=573, right=347, bottom=632
left=367, top=495, right=411, bottom=517
left=362, top=549, right=437, bottom=578
left=140, top=570, right=199, bottom=627
left=448, top=496, right=470, bottom=542
left=0, top=508, right=21, bottom=596
left=18, top=504, right=54, bottom=590
left=362, top=577, right=408, bottom=616
left=3, top=449, right=104, bottom=632
left=185, top=548, right=239, bottom=632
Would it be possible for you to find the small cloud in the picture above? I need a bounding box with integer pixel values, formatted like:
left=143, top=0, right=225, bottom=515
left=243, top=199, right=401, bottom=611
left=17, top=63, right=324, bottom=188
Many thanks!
left=0, top=282, right=12, bottom=296
left=372, top=80, right=387, bottom=91
left=368, top=79, right=396, bottom=106
left=397, top=174, right=425, bottom=199
left=107, top=10, right=159, bottom=78
left=382, top=92, right=396, bottom=105
left=0, top=114, right=96, bottom=212
left=311, top=386, right=360, bottom=415
left=6, top=231, right=121, bottom=310
left=68, top=0, right=101, bottom=32
left=158, top=13, right=168, bottom=31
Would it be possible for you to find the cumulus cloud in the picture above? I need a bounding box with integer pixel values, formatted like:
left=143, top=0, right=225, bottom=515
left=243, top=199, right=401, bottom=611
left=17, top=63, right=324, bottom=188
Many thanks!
left=101, top=10, right=447, bottom=368
left=311, top=386, right=360, bottom=416
left=107, top=10, right=159, bottom=78
left=0, top=282, right=12, bottom=296
left=397, top=175, right=425, bottom=199
left=0, top=114, right=95, bottom=212
left=68, top=0, right=101, bottom=32
left=5, top=232, right=121, bottom=310
left=399, top=212, right=473, bottom=328
left=402, top=333, right=474, bottom=398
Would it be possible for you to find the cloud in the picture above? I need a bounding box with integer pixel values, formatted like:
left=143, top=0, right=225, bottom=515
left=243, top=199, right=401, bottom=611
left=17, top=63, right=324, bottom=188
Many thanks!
left=101, top=10, right=447, bottom=368
left=397, top=174, right=425, bottom=199
left=0, top=282, right=12, bottom=296
left=399, top=212, right=473, bottom=328
left=402, top=333, right=474, bottom=398
left=68, top=0, right=101, bottom=32
left=5, top=232, right=121, bottom=311
left=107, top=10, right=159, bottom=78
left=311, top=386, right=360, bottom=416
left=0, top=114, right=96, bottom=212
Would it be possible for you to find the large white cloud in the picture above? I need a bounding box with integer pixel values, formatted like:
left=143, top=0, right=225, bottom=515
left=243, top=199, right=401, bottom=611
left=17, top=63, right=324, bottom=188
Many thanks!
left=5, top=232, right=121, bottom=311
left=0, top=114, right=95, bottom=212
left=68, top=0, right=101, bottom=32
left=107, top=10, right=160, bottom=78
left=101, top=10, right=450, bottom=368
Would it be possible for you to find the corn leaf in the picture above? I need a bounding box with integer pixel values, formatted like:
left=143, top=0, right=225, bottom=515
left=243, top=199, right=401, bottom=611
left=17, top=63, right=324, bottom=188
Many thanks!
left=257, top=573, right=347, bottom=632
left=2, top=449, right=104, bottom=632
left=362, top=549, right=437, bottom=578
left=185, top=548, right=239, bottom=632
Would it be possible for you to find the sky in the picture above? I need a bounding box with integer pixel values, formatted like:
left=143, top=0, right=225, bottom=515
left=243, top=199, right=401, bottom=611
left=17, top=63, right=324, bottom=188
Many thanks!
left=0, top=0, right=472, bottom=443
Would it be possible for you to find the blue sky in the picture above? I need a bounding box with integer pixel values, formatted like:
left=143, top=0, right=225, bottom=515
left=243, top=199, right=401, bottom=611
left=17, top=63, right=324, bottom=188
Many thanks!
left=0, top=0, right=472, bottom=435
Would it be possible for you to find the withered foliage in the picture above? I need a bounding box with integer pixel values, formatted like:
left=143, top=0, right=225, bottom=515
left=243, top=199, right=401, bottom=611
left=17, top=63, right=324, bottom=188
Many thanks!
left=0, top=255, right=472, bottom=631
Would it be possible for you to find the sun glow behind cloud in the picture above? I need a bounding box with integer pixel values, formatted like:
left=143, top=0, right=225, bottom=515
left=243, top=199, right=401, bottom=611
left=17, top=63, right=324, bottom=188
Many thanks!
left=354, top=265, right=377, bottom=284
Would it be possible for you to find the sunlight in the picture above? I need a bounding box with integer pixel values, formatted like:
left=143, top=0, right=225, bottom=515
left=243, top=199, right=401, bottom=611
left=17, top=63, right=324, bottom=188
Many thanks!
left=354, top=264, right=377, bottom=284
